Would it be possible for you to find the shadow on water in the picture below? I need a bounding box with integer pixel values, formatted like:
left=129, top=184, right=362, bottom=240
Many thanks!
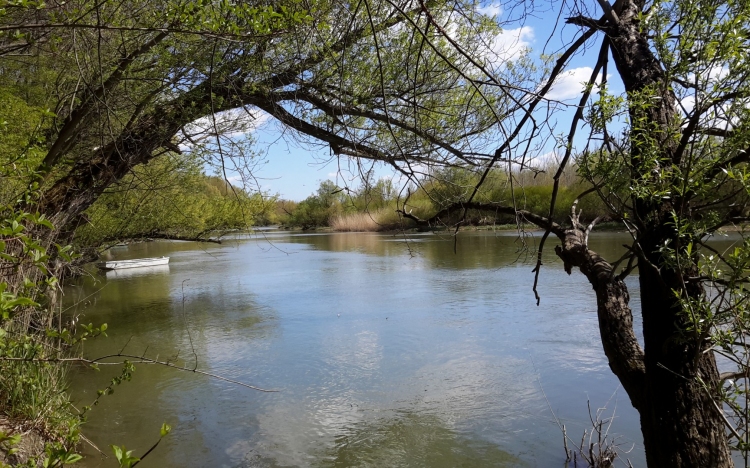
left=282, top=230, right=636, bottom=271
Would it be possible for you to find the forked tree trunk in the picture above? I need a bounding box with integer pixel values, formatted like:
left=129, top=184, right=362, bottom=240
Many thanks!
left=555, top=218, right=732, bottom=466
left=561, top=0, right=735, bottom=464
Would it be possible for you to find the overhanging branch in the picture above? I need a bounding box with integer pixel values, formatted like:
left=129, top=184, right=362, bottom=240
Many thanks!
left=397, top=201, right=564, bottom=236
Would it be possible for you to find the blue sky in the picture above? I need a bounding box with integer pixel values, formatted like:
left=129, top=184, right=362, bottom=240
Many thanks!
left=245, top=123, right=400, bottom=201
left=222, top=1, right=623, bottom=201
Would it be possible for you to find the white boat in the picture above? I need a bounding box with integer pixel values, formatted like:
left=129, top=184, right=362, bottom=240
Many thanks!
left=105, top=264, right=170, bottom=279
left=96, top=257, right=170, bottom=270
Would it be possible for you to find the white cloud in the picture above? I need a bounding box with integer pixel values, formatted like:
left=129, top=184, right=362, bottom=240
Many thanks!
left=182, top=107, right=271, bottom=142
left=547, top=66, right=605, bottom=101
left=487, top=26, right=534, bottom=62
left=680, top=95, right=696, bottom=114
left=679, top=66, right=729, bottom=114
left=535, top=150, right=559, bottom=166
left=436, top=7, right=530, bottom=66
left=704, top=65, right=729, bottom=83
left=177, top=107, right=271, bottom=153
left=679, top=67, right=740, bottom=129
left=477, top=3, right=502, bottom=18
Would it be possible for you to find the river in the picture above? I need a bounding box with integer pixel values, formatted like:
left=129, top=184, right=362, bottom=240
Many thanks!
left=65, top=230, right=647, bottom=467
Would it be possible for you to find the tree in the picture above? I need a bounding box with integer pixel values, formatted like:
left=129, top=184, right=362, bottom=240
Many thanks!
left=396, top=0, right=750, bottom=465
left=0, top=0, right=511, bottom=241
left=74, top=152, right=274, bottom=246
left=284, top=180, right=344, bottom=228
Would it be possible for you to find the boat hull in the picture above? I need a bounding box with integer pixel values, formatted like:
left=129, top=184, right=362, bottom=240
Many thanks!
left=96, top=257, right=170, bottom=270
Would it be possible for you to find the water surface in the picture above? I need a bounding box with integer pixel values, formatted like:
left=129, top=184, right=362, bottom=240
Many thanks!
left=66, top=230, right=649, bottom=467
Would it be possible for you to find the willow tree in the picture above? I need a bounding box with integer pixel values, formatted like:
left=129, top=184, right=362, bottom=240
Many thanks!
left=0, top=2, right=526, bottom=455
left=395, top=0, right=750, bottom=466
left=0, top=0, right=514, bottom=244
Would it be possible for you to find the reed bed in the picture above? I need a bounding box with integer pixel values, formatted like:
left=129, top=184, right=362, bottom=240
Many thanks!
left=330, top=210, right=398, bottom=232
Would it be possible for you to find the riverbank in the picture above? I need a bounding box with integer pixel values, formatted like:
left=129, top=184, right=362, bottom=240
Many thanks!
left=0, top=356, right=81, bottom=467
left=277, top=219, right=630, bottom=233
left=0, top=417, right=46, bottom=466
left=281, top=216, right=750, bottom=234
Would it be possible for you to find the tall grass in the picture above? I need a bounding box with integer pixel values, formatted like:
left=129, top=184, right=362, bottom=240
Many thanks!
left=329, top=196, right=437, bottom=231
left=330, top=212, right=388, bottom=231
left=330, top=209, right=416, bottom=232
left=0, top=334, right=72, bottom=432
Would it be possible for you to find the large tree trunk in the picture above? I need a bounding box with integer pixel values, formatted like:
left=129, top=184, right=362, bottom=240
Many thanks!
left=639, top=374, right=730, bottom=466
left=637, top=257, right=731, bottom=466
left=639, top=324, right=730, bottom=465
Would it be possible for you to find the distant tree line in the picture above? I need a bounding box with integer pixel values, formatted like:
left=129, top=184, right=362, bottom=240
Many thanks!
left=277, top=162, right=612, bottom=230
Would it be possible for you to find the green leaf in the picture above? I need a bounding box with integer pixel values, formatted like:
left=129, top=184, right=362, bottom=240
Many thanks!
left=111, top=445, right=140, bottom=468
left=63, top=453, right=83, bottom=464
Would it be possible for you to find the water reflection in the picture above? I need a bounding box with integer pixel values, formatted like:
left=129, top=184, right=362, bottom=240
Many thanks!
left=317, top=412, right=521, bottom=468
left=283, top=231, right=635, bottom=272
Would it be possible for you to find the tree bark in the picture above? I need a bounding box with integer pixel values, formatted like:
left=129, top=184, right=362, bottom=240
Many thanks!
left=555, top=213, right=731, bottom=466
left=639, top=264, right=731, bottom=466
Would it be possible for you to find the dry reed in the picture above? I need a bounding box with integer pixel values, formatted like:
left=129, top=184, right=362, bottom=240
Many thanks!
left=331, top=212, right=383, bottom=232
left=330, top=209, right=409, bottom=232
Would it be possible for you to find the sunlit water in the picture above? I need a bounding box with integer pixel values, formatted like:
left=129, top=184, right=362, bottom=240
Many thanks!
left=65, top=230, right=654, bottom=467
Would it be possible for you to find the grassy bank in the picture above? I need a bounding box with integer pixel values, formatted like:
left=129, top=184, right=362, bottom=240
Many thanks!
left=0, top=195, right=90, bottom=466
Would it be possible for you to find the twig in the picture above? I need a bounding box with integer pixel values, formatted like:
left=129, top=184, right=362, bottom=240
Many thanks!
left=0, top=354, right=277, bottom=392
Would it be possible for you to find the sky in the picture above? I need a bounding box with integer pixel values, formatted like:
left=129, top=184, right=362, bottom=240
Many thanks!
left=214, top=1, right=625, bottom=201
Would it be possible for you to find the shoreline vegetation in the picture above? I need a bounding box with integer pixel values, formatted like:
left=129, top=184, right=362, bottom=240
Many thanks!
left=271, top=165, right=618, bottom=233
left=284, top=219, right=629, bottom=233
left=0, top=195, right=87, bottom=467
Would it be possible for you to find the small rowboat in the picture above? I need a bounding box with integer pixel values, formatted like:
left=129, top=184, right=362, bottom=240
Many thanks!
left=96, top=257, right=169, bottom=270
